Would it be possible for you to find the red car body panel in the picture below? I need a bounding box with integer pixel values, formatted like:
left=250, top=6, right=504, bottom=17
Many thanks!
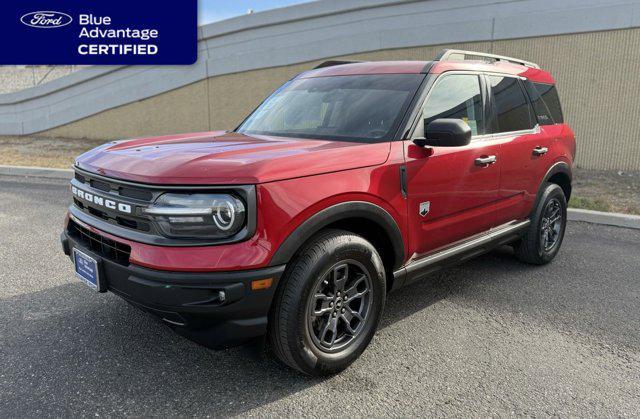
left=76, top=131, right=391, bottom=185
left=67, top=59, right=574, bottom=276
left=66, top=212, right=271, bottom=272
left=403, top=137, right=502, bottom=257
left=258, top=140, right=409, bottom=262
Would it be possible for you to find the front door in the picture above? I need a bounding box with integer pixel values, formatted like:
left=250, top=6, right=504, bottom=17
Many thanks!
left=404, top=73, right=501, bottom=260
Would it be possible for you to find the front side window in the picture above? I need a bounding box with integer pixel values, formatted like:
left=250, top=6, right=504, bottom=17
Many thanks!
left=421, top=74, right=485, bottom=136
left=489, top=76, right=534, bottom=133
left=237, top=74, right=424, bottom=142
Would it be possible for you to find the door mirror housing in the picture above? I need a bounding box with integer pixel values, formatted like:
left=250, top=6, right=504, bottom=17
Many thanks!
left=413, top=118, right=472, bottom=147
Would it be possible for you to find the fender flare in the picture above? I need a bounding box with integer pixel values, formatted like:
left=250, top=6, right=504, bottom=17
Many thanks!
left=543, top=161, right=572, bottom=185
left=269, top=201, right=405, bottom=269
left=533, top=161, right=572, bottom=213
left=542, top=161, right=572, bottom=198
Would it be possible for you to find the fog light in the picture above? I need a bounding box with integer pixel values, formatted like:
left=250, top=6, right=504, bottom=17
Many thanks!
left=218, top=290, right=226, bottom=302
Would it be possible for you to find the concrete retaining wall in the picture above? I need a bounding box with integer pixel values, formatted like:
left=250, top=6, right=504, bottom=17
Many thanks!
left=0, top=66, right=82, bottom=94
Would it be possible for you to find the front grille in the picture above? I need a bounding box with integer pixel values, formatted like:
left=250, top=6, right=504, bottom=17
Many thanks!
left=74, top=171, right=156, bottom=204
left=90, top=179, right=111, bottom=193
left=68, top=219, right=131, bottom=265
left=74, top=172, right=86, bottom=183
left=79, top=201, right=151, bottom=232
left=120, top=187, right=153, bottom=201
left=72, top=170, right=156, bottom=233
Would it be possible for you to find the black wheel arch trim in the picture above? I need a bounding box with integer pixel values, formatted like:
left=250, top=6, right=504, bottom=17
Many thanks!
left=269, top=201, right=405, bottom=270
left=526, top=161, right=572, bottom=223
left=539, top=161, right=572, bottom=202
left=543, top=161, right=572, bottom=184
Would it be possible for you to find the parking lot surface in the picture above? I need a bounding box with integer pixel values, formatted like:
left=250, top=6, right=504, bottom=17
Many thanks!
left=1, top=175, right=639, bottom=417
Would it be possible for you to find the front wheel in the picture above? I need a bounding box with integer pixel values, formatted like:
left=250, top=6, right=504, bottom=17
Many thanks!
left=515, top=182, right=567, bottom=265
left=268, top=229, right=386, bottom=375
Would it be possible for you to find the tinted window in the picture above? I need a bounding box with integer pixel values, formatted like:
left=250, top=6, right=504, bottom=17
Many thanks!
left=534, top=82, right=564, bottom=123
left=237, top=74, right=424, bottom=142
left=422, top=74, right=484, bottom=136
left=523, top=80, right=554, bottom=125
left=489, top=76, right=534, bottom=133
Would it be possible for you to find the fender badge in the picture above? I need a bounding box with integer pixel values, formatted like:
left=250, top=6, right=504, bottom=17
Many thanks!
left=419, top=201, right=430, bottom=217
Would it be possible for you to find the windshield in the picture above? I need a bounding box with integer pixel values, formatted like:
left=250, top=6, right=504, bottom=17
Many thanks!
left=237, top=74, right=424, bottom=142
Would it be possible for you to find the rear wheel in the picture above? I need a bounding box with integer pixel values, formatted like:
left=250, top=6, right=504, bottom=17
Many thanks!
left=268, top=229, right=386, bottom=375
left=515, top=182, right=567, bottom=265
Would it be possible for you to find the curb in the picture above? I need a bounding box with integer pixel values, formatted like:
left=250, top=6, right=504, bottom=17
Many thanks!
left=568, top=208, right=640, bottom=230
left=1, top=164, right=638, bottom=230
left=0, top=164, right=72, bottom=180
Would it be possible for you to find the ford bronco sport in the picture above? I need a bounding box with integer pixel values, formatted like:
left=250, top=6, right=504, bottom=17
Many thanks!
left=61, top=49, right=575, bottom=375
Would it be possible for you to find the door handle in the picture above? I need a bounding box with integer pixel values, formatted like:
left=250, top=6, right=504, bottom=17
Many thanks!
left=532, top=146, right=548, bottom=156
left=475, top=155, right=497, bottom=166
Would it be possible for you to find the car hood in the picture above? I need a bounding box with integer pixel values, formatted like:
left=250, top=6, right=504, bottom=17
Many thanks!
left=75, top=131, right=391, bottom=184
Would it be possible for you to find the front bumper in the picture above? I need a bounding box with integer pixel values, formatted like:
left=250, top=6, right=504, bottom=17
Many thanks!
left=61, top=229, right=285, bottom=349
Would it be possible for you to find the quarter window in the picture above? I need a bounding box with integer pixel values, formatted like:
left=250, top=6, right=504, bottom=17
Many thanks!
left=523, top=80, right=554, bottom=125
left=489, top=76, right=534, bottom=133
left=421, top=74, right=485, bottom=136
left=533, top=82, right=564, bottom=123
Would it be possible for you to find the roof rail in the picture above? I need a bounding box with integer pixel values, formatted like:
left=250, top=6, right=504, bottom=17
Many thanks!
left=435, top=49, right=540, bottom=69
left=313, top=60, right=361, bottom=69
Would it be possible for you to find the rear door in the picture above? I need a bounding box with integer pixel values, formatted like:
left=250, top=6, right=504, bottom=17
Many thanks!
left=404, top=72, right=502, bottom=258
left=486, top=75, right=555, bottom=224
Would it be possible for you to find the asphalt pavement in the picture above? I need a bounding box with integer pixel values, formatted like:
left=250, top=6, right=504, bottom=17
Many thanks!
left=1, top=174, right=639, bottom=417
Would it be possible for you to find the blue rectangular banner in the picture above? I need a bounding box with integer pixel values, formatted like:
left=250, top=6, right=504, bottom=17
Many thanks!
left=1, top=0, right=197, bottom=65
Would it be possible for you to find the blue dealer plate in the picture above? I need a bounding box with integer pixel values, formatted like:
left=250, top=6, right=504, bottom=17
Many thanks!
left=73, top=248, right=100, bottom=291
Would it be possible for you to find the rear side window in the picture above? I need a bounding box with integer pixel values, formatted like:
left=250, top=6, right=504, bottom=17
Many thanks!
left=533, top=82, right=564, bottom=123
left=488, top=76, right=534, bottom=133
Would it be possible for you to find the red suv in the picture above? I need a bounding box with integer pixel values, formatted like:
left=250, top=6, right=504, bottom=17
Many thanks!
left=61, top=49, right=575, bottom=375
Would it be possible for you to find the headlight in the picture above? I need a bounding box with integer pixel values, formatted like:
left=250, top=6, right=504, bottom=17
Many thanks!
left=144, top=193, right=246, bottom=239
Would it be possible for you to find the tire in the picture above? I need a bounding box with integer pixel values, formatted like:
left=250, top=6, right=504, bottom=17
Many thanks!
left=268, top=229, right=386, bottom=375
left=515, top=182, right=567, bottom=265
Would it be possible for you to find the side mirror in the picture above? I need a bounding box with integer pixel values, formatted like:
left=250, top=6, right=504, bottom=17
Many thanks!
left=413, top=118, right=472, bottom=148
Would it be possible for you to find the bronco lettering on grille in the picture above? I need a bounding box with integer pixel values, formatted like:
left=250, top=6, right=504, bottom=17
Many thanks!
left=71, top=185, right=132, bottom=214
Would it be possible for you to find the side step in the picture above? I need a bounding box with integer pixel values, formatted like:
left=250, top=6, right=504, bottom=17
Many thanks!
left=393, top=220, right=530, bottom=288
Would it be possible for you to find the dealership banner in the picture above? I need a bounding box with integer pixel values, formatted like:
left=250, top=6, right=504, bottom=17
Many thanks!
left=0, top=0, right=197, bottom=65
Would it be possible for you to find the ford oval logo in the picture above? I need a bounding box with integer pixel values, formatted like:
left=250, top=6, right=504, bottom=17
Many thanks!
left=20, top=11, right=73, bottom=29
